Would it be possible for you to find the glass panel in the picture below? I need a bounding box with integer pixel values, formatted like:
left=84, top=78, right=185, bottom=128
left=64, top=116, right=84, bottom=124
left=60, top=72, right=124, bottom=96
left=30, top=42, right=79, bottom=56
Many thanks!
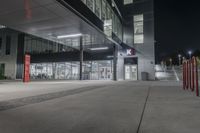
left=131, top=65, right=138, bottom=81
left=134, top=14, right=144, bottom=44
left=98, top=60, right=113, bottom=80
left=71, top=62, right=80, bottom=80
left=30, top=61, right=113, bottom=80
left=83, top=61, right=92, bottom=80
left=101, top=0, right=106, bottom=21
left=106, top=4, right=111, bottom=20
left=104, top=20, right=112, bottom=37
left=134, top=35, right=144, bottom=44
left=125, top=65, right=137, bottom=80
left=125, top=66, right=131, bottom=80
left=124, top=0, right=133, bottom=5
left=95, top=0, right=101, bottom=18
left=87, top=0, right=94, bottom=11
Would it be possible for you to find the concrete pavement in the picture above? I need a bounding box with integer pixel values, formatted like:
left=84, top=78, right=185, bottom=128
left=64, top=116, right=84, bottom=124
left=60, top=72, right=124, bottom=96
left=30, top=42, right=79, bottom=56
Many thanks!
left=0, top=81, right=199, bottom=133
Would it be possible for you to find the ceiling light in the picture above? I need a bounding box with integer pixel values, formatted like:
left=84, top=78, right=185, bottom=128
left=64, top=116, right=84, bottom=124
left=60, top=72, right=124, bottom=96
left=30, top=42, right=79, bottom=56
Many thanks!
left=57, top=33, right=82, bottom=39
left=0, top=25, right=6, bottom=29
left=89, top=47, right=109, bottom=51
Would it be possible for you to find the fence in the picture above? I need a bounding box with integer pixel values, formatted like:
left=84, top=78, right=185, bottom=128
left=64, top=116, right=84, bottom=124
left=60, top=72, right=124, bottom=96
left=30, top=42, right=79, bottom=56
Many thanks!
left=182, top=57, right=199, bottom=96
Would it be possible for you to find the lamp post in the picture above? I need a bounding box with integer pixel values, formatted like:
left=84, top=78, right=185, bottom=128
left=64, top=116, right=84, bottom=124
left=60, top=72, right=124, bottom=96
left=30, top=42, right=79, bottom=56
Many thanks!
left=178, top=54, right=182, bottom=66
left=182, top=57, right=185, bottom=64
left=169, top=58, right=173, bottom=67
left=188, top=51, right=192, bottom=59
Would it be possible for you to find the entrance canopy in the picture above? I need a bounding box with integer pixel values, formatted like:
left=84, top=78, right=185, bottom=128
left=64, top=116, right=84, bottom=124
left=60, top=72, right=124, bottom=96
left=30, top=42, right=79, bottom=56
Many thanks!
left=0, top=0, right=115, bottom=51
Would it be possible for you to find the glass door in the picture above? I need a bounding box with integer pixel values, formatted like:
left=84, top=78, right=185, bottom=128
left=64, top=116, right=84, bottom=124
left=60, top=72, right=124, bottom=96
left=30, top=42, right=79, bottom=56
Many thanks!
left=125, top=65, right=138, bottom=80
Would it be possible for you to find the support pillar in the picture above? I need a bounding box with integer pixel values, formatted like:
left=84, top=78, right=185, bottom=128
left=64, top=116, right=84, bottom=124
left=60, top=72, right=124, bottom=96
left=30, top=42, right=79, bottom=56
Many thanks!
left=113, top=45, right=118, bottom=81
left=79, top=36, right=83, bottom=80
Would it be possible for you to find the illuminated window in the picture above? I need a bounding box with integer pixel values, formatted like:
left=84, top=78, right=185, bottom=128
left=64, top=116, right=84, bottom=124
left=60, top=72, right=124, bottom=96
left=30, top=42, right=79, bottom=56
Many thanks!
left=134, top=14, right=144, bottom=44
left=124, top=0, right=133, bottom=5
left=95, top=0, right=101, bottom=18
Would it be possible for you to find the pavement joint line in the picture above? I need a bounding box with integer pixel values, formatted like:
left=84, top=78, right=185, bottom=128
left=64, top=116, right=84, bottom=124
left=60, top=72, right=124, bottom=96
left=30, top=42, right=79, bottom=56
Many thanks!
left=136, top=86, right=151, bottom=133
left=0, top=85, right=106, bottom=112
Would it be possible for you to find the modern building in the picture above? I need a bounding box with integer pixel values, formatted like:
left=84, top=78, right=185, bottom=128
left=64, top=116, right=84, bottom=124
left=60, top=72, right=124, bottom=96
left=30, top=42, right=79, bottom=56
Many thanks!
left=0, top=0, right=155, bottom=81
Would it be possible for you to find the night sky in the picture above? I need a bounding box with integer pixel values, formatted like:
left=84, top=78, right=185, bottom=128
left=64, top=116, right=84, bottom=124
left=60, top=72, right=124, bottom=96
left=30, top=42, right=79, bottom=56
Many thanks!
left=155, top=0, right=200, bottom=63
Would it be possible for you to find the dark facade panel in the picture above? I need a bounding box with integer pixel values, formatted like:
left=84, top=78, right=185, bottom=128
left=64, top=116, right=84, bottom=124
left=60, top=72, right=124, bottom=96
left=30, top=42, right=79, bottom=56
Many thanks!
left=30, top=51, right=113, bottom=63
left=57, top=0, right=104, bottom=31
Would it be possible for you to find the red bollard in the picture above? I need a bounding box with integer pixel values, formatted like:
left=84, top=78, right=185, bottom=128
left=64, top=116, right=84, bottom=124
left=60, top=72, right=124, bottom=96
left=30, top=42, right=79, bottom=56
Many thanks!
left=194, top=57, right=199, bottom=96
left=23, top=54, right=31, bottom=83
left=191, top=58, right=195, bottom=91
left=183, top=62, right=186, bottom=90
left=189, top=60, right=192, bottom=90
left=186, top=61, right=189, bottom=89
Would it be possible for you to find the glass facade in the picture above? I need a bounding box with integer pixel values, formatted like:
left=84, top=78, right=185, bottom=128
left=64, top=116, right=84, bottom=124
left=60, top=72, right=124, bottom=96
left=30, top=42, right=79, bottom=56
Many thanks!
left=30, top=62, right=80, bottom=80
left=30, top=60, right=113, bottom=80
left=81, top=0, right=122, bottom=40
left=134, top=14, right=144, bottom=44
left=24, top=35, right=78, bottom=54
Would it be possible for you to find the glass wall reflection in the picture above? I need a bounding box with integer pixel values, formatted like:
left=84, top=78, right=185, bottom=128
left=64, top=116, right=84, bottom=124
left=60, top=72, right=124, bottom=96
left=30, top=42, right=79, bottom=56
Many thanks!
left=30, top=60, right=113, bottom=80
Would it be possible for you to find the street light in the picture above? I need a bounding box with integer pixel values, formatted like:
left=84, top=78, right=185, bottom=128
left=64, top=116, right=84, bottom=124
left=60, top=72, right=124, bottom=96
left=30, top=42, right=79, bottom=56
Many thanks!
left=188, top=51, right=192, bottom=59
left=178, top=54, right=182, bottom=66
left=182, top=56, right=185, bottom=64
left=169, top=58, right=173, bottom=67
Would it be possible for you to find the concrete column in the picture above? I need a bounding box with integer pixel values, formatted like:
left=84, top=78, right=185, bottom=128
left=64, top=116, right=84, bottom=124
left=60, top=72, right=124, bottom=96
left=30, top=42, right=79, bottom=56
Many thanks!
left=79, top=36, right=83, bottom=80
left=113, top=45, right=118, bottom=81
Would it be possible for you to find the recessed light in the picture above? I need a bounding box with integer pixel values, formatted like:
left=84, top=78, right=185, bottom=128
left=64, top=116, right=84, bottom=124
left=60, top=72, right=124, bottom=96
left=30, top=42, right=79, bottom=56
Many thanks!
left=57, top=33, right=82, bottom=39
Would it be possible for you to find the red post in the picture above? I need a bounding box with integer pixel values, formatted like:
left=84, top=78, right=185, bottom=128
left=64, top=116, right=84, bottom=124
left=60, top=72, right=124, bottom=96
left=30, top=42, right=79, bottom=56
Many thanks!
left=191, top=58, right=195, bottom=91
left=186, top=61, right=189, bottom=89
left=189, top=60, right=192, bottom=89
left=183, top=62, right=186, bottom=90
left=23, top=54, right=31, bottom=83
left=194, top=57, right=199, bottom=96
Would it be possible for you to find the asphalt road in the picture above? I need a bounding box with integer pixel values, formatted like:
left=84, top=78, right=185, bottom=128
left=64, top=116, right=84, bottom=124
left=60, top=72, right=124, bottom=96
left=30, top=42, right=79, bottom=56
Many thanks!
left=0, top=81, right=200, bottom=133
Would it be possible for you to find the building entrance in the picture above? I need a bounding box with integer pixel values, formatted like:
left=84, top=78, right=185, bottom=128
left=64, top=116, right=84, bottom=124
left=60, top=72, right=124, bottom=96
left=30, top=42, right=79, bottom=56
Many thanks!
left=125, top=65, right=138, bottom=80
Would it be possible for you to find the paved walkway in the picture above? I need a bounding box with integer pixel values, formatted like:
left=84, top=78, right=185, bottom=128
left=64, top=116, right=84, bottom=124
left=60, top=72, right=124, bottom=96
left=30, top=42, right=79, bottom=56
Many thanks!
left=0, top=81, right=199, bottom=133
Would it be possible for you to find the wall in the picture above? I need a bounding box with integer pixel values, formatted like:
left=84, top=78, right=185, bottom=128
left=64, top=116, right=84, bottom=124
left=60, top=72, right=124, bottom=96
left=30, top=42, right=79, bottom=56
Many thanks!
left=117, top=51, right=125, bottom=80
left=123, top=0, right=155, bottom=80
left=0, top=29, right=18, bottom=79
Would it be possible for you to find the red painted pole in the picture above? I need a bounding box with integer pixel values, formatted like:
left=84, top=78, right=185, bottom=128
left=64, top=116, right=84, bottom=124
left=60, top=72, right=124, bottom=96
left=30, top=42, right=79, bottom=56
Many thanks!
left=186, top=61, right=189, bottom=89
left=23, top=54, right=31, bottom=83
left=189, top=60, right=192, bottom=89
left=194, top=57, right=199, bottom=96
left=183, top=62, right=185, bottom=89
left=191, top=58, right=195, bottom=91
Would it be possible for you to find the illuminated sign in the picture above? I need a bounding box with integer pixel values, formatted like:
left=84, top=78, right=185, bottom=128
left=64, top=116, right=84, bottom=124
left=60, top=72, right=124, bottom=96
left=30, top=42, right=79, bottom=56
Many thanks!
left=126, top=49, right=135, bottom=56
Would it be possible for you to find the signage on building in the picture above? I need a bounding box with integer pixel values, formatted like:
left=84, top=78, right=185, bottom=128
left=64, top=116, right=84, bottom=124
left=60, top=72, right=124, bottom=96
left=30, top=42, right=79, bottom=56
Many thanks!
left=23, top=54, right=31, bottom=82
left=126, top=48, right=135, bottom=56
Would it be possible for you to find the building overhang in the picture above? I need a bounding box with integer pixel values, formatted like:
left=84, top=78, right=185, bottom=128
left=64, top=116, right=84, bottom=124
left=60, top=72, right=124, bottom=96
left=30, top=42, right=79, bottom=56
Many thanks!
left=0, top=0, right=115, bottom=51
